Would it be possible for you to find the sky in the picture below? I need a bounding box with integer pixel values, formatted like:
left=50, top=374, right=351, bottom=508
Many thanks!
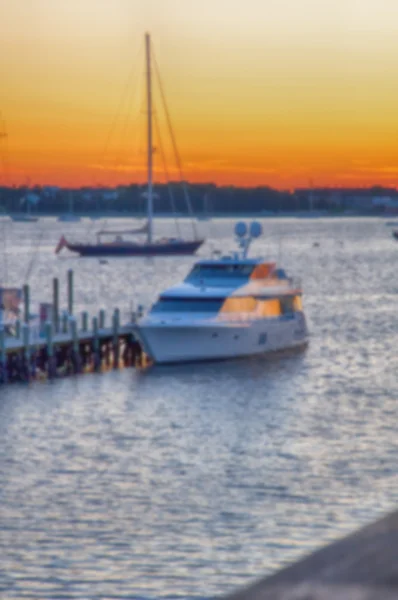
left=1, top=0, right=398, bottom=189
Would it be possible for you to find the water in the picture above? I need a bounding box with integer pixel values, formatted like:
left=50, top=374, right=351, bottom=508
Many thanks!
left=1, top=217, right=397, bottom=599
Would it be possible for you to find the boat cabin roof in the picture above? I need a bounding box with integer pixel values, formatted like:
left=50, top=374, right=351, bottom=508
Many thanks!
left=194, top=257, right=264, bottom=266
left=153, top=256, right=300, bottom=304
left=160, top=281, right=300, bottom=300
left=185, top=259, right=278, bottom=281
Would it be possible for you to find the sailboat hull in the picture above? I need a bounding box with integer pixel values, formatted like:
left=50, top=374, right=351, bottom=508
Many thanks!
left=64, top=239, right=204, bottom=256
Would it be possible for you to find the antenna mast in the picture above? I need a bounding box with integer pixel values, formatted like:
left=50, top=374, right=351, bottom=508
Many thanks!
left=145, top=32, right=153, bottom=244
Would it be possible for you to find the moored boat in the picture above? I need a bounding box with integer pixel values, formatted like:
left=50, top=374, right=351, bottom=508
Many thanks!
left=56, top=235, right=203, bottom=256
left=133, top=222, right=309, bottom=365
left=55, top=33, right=204, bottom=257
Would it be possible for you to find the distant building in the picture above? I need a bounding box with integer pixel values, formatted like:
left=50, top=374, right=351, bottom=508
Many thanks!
left=372, top=196, right=398, bottom=213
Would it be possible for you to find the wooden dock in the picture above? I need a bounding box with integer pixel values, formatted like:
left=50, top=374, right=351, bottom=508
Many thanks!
left=222, top=509, right=398, bottom=600
left=0, top=269, right=144, bottom=383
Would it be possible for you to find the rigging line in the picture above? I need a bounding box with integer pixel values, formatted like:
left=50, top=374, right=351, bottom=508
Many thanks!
left=153, top=109, right=182, bottom=237
left=97, top=38, right=144, bottom=170
left=114, top=59, right=144, bottom=169
left=88, top=41, right=144, bottom=234
left=0, top=114, right=9, bottom=185
left=152, top=51, right=198, bottom=240
left=2, top=215, right=8, bottom=284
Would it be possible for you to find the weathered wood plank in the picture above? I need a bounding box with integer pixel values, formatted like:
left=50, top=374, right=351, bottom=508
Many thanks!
left=222, top=510, right=398, bottom=600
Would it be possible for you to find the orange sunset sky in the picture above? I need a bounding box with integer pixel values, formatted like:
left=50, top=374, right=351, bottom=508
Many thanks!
left=1, top=0, right=398, bottom=189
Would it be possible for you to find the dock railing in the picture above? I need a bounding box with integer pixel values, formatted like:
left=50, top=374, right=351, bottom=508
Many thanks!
left=0, top=269, right=143, bottom=383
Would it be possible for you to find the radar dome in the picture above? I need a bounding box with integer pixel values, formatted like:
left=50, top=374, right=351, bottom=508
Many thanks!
left=235, top=221, right=247, bottom=238
left=249, top=221, right=262, bottom=238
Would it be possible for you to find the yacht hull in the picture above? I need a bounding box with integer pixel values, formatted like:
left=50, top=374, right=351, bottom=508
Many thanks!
left=135, top=313, right=308, bottom=364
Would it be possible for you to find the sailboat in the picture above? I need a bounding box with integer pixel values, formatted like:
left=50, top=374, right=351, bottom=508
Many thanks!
left=55, top=33, right=204, bottom=257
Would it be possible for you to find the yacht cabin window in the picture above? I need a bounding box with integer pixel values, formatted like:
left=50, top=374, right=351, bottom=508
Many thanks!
left=151, top=297, right=224, bottom=313
left=221, top=297, right=257, bottom=313
left=293, top=295, right=303, bottom=311
left=151, top=294, right=303, bottom=317
left=257, top=299, right=281, bottom=317
left=188, top=264, right=255, bottom=279
left=280, top=296, right=296, bottom=315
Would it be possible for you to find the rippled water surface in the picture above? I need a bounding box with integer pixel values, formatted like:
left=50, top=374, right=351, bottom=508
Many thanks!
left=1, top=217, right=397, bottom=599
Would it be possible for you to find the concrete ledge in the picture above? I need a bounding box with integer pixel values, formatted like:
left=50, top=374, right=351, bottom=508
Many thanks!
left=222, top=510, right=398, bottom=600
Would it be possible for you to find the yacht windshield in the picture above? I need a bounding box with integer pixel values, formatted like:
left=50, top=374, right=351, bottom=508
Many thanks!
left=187, top=264, right=254, bottom=279
left=151, top=296, right=224, bottom=313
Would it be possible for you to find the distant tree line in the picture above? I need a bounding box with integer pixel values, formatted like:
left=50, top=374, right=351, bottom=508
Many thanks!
left=0, top=183, right=396, bottom=215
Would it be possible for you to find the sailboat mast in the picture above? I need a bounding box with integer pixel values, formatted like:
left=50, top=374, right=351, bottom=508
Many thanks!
left=145, top=32, right=153, bottom=244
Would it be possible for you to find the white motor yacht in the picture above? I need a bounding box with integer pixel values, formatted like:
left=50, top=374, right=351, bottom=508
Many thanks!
left=133, top=222, right=309, bottom=364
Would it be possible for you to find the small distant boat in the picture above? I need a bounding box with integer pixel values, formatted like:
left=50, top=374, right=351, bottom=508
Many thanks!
left=58, top=214, right=81, bottom=222
left=55, top=33, right=204, bottom=258
left=11, top=214, right=39, bottom=223
left=55, top=232, right=203, bottom=257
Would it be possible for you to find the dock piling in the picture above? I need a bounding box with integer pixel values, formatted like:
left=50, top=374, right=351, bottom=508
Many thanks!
left=0, top=328, right=7, bottom=383
left=67, top=269, right=73, bottom=315
left=112, top=308, right=120, bottom=368
left=81, top=311, right=88, bottom=332
left=62, top=312, right=68, bottom=334
left=45, top=321, right=55, bottom=379
left=22, top=323, right=30, bottom=359
left=92, top=316, right=100, bottom=371
left=70, top=317, right=81, bottom=373
left=99, top=309, right=105, bottom=330
left=52, top=277, right=59, bottom=332
left=23, top=284, right=30, bottom=324
left=22, top=323, right=30, bottom=381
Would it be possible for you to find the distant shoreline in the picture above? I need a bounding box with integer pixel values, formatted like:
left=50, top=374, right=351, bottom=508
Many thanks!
left=1, top=210, right=395, bottom=220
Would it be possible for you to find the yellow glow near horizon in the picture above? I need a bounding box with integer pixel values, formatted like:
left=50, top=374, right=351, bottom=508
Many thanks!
left=1, top=0, right=398, bottom=188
